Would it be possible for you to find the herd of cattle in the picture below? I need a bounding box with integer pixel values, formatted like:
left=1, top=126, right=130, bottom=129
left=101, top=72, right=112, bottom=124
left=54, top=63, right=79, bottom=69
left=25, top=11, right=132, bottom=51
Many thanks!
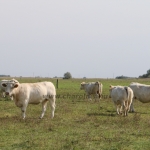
left=0, top=79, right=150, bottom=119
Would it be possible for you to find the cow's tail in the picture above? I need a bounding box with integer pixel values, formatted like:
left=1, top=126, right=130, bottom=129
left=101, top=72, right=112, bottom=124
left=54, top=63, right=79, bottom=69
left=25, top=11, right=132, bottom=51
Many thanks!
left=124, top=87, right=129, bottom=100
left=125, top=86, right=133, bottom=104
left=96, top=82, right=102, bottom=98
left=124, top=86, right=133, bottom=113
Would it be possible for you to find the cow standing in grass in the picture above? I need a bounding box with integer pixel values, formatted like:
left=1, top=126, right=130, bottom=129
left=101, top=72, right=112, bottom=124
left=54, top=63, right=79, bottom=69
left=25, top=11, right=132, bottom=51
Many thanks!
left=109, top=85, right=134, bottom=116
left=2, top=79, right=56, bottom=119
left=129, top=82, right=150, bottom=103
left=80, top=81, right=103, bottom=101
left=129, top=82, right=150, bottom=112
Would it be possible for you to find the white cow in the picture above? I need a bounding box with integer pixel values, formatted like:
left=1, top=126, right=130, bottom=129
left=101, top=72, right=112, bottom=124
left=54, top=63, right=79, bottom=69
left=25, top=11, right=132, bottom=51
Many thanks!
left=109, top=85, right=134, bottom=116
left=80, top=81, right=103, bottom=101
left=2, top=80, right=56, bottom=119
left=129, top=82, right=150, bottom=103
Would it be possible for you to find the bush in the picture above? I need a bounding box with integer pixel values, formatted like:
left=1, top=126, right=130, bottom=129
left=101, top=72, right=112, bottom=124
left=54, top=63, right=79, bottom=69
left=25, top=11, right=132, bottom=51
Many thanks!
left=63, top=72, right=72, bottom=79
left=139, top=69, right=150, bottom=78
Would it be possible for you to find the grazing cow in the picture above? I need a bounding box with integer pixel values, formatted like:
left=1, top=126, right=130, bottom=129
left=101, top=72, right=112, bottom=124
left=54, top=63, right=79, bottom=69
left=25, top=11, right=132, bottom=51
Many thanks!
left=129, top=82, right=150, bottom=103
left=2, top=80, right=56, bottom=119
left=129, top=82, right=150, bottom=111
left=80, top=81, right=103, bottom=101
left=109, top=85, right=134, bottom=116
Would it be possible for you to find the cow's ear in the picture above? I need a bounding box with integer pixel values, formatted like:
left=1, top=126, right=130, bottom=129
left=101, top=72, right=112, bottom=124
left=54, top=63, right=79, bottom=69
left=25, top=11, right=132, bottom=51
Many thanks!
left=2, top=83, right=7, bottom=87
left=14, top=84, right=18, bottom=88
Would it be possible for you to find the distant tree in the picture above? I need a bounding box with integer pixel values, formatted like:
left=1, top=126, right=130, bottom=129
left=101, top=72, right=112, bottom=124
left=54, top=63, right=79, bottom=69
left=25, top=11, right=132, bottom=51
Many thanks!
left=63, top=72, right=72, bottom=79
left=0, top=75, right=10, bottom=77
left=147, top=69, right=150, bottom=75
left=139, top=69, right=150, bottom=78
left=115, top=75, right=129, bottom=79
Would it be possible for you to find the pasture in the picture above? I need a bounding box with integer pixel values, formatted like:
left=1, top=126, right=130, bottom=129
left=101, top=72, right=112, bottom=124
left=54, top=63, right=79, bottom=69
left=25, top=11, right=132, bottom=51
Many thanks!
left=0, top=77, right=150, bottom=150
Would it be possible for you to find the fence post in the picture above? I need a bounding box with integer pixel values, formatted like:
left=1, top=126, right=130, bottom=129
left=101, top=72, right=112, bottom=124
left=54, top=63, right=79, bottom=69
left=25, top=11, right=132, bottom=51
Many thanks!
left=56, top=79, right=58, bottom=89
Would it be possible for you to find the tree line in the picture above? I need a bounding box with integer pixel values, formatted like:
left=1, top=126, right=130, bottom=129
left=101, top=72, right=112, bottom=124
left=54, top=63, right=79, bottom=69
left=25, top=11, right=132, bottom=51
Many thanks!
left=0, top=75, right=10, bottom=77
left=139, top=69, right=150, bottom=78
left=116, top=69, right=150, bottom=79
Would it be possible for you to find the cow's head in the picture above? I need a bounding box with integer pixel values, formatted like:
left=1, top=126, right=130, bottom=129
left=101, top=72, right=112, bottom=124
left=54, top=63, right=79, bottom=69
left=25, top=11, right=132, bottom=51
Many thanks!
left=2, top=79, right=19, bottom=96
left=109, top=85, right=115, bottom=98
left=80, top=82, right=85, bottom=90
left=95, top=81, right=100, bottom=85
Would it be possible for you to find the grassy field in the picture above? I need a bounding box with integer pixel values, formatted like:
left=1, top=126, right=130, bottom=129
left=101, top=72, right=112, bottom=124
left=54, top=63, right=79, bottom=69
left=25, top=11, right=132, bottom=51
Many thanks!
left=0, top=77, right=150, bottom=150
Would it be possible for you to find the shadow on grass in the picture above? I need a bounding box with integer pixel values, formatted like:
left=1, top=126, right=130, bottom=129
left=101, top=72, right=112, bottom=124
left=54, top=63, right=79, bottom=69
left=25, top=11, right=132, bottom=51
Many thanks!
left=0, top=116, right=46, bottom=123
left=132, top=111, right=150, bottom=114
left=0, top=115, right=19, bottom=120
left=87, top=112, right=116, bottom=117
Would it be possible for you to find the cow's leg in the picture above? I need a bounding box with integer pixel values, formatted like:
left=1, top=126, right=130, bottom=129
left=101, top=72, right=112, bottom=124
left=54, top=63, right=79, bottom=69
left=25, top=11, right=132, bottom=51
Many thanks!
left=10, top=96, right=13, bottom=100
left=93, top=94, right=96, bottom=101
left=49, top=97, right=56, bottom=118
left=21, top=104, right=27, bottom=119
left=129, top=100, right=134, bottom=113
left=95, top=94, right=100, bottom=102
left=119, top=105, right=123, bottom=115
left=121, top=102, right=125, bottom=116
left=126, top=100, right=131, bottom=116
left=116, top=105, right=120, bottom=115
left=124, top=101, right=128, bottom=116
left=97, top=91, right=101, bottom=100
left=88, top=94, right=92, bottom=101
left=114, top=103, right=119, bottom=115
left=21, top=100, right=29, bottom=119
left=122, top=101, right=128, bottom=116
left=2, top=92, right=5, bottom=98
left=39, top=100, right=48, bottom=119
left=119, top=105, right=122, bottom=115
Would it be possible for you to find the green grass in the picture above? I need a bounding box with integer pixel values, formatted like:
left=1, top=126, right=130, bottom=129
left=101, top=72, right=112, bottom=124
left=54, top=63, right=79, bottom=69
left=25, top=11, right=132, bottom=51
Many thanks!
left=1, top=78, right=150, bottom=149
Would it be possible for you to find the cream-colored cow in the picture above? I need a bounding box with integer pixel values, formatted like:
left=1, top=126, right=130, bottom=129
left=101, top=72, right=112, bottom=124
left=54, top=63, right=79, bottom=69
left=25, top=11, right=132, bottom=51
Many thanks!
left=80, top=81, right=103, bottom=101
left=2, top=79, right=56, bottom=119
left=109, top=85, right=134, bottom=116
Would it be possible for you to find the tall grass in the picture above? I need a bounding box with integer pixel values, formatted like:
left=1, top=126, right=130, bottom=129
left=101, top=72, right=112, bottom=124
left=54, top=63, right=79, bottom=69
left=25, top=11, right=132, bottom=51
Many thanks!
left=0, top=78, right=150, bottom=149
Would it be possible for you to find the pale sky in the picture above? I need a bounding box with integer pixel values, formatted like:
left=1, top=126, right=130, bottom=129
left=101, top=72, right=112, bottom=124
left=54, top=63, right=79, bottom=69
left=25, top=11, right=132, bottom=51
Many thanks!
left=0, top=1, right=150, bottom=78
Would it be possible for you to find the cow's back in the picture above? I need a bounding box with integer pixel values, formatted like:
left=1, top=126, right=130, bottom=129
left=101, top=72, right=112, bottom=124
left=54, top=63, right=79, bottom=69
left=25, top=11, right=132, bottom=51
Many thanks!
left=40, top=82, right=56, bottom=95
left=111, top=86, right=127, bottom=101
left=86, top=83, right=96, bottom=94
left=15, top=82, right=56, bottom=104
left=129, top=83, right=150, bottom=102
